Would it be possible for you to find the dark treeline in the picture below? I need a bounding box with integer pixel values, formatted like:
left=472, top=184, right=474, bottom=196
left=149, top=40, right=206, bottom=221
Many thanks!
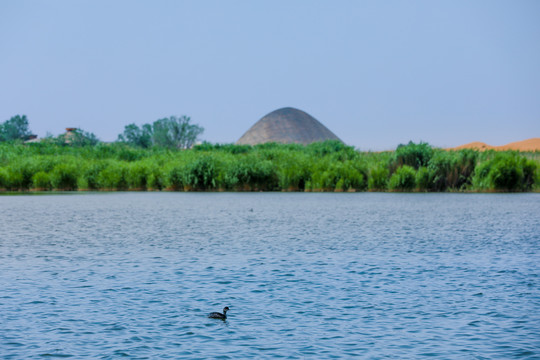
left=0, top=140, right=538, bottom=192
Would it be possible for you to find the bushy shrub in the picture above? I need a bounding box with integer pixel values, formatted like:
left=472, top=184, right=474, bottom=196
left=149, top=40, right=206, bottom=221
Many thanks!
left=126, top=161, right=151, bottom=190
left=388, top=165, right=416, bottom=191
left=393, top=141, right=433, bottom=170
left=50, top=163, right=79, bottom=190
left=416, top=167, right=430, bottom=191
left=184, top=154, right=219, bottom=190
left=309, top=159, right=366, bottom=192
left=5, top=159, right=39, bottom=190
left=310, top=168, right=334, bottom=191
left=368, top=165, right=389, bottom=191
left=32, top=171, right=51, bottom=190
left=222, top=157, right=249, bottom=190
left=522, top=157, right=538, bottom=191
left=0, top=167, right=8, bottom=189
left=78, top=161, right=108, bottom=190
left=276, top=152, right=311, bottom=191
left=472, top=160, right=491, bottom=190
left=427, top=149, right=477, bottom=191
left=147, top=165, right=167, bottom=190
left=334, top=161, right=366, bottom=191
left=306, top=140, right=358, bottom=161
left=249, top=160, right=277, bottom=190
left=165, top=163, right=187, bottom=190
left=455, top=149, right=477, bottom=188
left=97, top=161, right=128, bottom=190
left=222, top=155, right=277, bottom=190
left=472, top=152, right=537, bottom=191
left=490, top=158, right=522, bottom=191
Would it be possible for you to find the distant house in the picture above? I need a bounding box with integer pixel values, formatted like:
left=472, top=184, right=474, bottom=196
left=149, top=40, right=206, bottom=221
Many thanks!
left=24, top=134, right=39, bottom=143
left=237, top=107, right=342, bottom=145
left=64, top=128, right=78, bottom=144
left=24, top=128, right=80, bottom=144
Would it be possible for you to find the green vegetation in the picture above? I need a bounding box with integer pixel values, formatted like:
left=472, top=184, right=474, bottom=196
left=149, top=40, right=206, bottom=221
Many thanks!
left=1, top=115, right=99, bottom=146
left=0, top=140, right=538, bottom=192
left=118, top=116, right=204, bottom=149
left=388, top=165, right=416, bottom=191
left=0, top=115, right=32, bottom=141
left=472, top=152, right=538, bottom=191
left=54, top=128, right=100, bottom=147
left=1, top=113, right=538, bottom=193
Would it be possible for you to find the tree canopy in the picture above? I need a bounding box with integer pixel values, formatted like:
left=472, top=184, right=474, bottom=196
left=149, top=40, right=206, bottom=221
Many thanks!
left=117, top=123, right=153, bottom=148
left=118, top=116, right=204, bottom=149
left=0, top=115, right=32, bottom=141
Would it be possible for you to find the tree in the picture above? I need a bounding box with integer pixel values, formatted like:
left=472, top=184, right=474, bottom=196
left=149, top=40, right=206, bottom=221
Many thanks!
left=152, top=116, right=204, bottom=149
left=118, top=123, right=153, bottom=148
left=0, top=115, right=32, bottom=141
left=117, top=116, right=204, bottom=149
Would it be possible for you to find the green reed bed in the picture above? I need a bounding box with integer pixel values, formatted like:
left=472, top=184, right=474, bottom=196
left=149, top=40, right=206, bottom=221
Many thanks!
left=0, top=141, right=538, bottom=192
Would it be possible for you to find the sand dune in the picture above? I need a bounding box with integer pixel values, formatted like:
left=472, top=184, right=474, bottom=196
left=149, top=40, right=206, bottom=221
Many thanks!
left=450, top=138, right=540, bottom=152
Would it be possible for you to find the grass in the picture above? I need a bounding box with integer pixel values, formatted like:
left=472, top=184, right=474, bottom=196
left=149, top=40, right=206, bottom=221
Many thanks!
left=0, top=140, right=538, bottom=192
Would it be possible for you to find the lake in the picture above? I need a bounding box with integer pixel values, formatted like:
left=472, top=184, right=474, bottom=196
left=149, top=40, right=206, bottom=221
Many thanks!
left=1, top=193, right=539, bottom=359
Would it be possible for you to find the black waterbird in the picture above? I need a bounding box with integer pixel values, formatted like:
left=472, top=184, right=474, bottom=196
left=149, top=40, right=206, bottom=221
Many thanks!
left=208, top=306, right=230, bottom=320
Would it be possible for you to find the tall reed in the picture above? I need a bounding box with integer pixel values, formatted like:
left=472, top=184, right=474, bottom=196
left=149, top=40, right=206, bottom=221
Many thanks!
left=0, top=141, right=538, bottom=192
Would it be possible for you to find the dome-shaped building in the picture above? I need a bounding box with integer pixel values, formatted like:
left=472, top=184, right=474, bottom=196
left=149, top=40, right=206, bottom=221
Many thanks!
left=236, top=107, right=341, bottom=145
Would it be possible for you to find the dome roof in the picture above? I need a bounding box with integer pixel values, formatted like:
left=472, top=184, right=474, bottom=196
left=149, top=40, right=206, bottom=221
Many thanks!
left=236, top=107, right=341, bottom=145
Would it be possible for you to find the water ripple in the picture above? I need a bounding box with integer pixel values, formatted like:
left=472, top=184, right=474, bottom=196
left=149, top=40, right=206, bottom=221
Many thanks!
left=1, top=193, right=539, bottom=358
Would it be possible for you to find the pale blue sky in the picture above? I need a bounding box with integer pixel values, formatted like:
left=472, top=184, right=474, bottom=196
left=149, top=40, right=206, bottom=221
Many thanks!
left=1, top=1, right=539, bottom=150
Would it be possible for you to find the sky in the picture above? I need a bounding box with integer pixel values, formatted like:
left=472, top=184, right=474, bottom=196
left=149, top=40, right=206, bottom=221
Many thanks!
left=1, top=1, right=539, bottom=150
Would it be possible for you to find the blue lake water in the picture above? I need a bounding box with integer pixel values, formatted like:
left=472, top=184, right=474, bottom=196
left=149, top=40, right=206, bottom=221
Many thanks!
left=1, top=193, right=539, bottom=359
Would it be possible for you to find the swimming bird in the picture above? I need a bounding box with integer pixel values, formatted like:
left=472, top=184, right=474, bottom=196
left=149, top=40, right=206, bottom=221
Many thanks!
left=208, top=306, right=230, bottom=320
